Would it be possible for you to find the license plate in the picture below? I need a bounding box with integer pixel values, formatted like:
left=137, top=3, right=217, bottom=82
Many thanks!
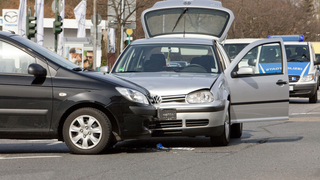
left=289, top=86, right=294, bottom=91
left=158, top=109, right=177, bottom=120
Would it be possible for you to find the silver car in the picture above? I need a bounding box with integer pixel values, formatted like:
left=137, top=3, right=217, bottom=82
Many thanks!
left=107, top=0, right=289, bottom=146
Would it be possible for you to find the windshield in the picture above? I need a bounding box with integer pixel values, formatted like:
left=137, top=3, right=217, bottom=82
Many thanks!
left=285, top=45, right=310, bottom=62
left=113, top=44, right=221, bottom=74
left=144, top=8, right=230, bottom=38
left=224, top=43, right=249, bottom=59
left=11, top=35, right=79, bottom=70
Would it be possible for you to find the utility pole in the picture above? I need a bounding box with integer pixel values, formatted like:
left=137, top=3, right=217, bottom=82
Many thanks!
left=120, top=0, right=125, bottom=52
left=93, top=0, right=97, bottom=70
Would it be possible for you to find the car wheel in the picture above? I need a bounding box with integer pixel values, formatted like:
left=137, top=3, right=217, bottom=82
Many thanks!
left=230, top=123, right=243, bottom=138
left=309, top=90, right=318, bottom=103
left=63, top=108, right=112, bottom=154
left=210, top=110, right=230, bottom=146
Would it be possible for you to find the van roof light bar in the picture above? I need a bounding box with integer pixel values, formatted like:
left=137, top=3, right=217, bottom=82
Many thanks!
left=268, top=35, right=304, bottom=42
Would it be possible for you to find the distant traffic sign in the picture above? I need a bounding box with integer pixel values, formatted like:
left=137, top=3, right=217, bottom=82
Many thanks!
left=126, top=29, right=133, bottom=35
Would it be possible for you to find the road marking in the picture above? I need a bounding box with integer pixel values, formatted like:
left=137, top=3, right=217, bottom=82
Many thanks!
left=0, top=156, right=61, bottom=160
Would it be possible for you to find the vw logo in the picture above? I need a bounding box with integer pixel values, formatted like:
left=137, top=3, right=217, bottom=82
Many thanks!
left=153, top=95, right=162, bottom=104
left=4, top=11, right=18, bottom=23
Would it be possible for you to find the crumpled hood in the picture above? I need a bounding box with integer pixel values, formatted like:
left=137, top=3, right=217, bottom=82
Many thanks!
left=113, top=73, right=219, bottom=96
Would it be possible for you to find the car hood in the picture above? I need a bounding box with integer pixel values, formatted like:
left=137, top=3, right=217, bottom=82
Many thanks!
left=112, top=73, right=219, bottom=96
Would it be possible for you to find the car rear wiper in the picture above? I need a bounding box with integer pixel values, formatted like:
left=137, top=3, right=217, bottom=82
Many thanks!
left=172, top=8, right=188, bottom=32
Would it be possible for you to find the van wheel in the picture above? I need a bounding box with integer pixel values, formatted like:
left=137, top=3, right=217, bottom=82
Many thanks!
left=63, top=108, right=111, bottom=154
left=309, top=90, right=318, bottom=103
left=210, top=110, right=230, bottom=146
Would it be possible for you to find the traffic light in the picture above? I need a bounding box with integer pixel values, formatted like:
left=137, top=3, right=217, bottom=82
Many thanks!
left=53, top=15, right=63, bottom=35
left=26, top=7, right=37, bottom=40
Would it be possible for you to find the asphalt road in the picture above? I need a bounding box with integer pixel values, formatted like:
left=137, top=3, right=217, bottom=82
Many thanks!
left=0, top=93, right=319, bottom=180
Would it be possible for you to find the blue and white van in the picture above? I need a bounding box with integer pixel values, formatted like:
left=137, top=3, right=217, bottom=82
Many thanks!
left=284, top=41, right=319, bottom=103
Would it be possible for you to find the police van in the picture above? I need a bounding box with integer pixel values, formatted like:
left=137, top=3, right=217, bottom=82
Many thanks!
left=269, top=35, right=320, bottom=103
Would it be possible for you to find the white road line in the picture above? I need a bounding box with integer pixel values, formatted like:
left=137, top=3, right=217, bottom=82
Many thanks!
left=0, top=156, right=61, bottom=160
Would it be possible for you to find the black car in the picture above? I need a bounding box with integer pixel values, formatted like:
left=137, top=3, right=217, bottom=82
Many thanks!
left=0, top=31, right=156, bottom=154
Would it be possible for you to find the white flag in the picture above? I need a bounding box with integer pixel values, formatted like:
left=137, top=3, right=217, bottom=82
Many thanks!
left=36, top=0, right=44, bottom=46
left=57, top=0, right=65, bottom=56
left=18, top=0, right=27, bottom=38
left=109, top=26, right=116, bottom=53
left=74, top=0, right=87, bottom=38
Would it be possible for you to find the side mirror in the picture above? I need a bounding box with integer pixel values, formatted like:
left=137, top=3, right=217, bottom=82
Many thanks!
left=314, top=58, right=320, bottom=65
left=28, top=63, right=47, bottom=77
left=100, top=66, right=109, bottom=74
left=237, top=66, right=254, bottom=75
left=248, top=58, right=256, bottom=66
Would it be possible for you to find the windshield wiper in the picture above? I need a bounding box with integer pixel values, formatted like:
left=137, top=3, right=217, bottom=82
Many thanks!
left=172, top=8, right=188, bottom=32
left=120, top=71, right=141, bottom=73
left=72, top=67, right=83, bottom=71
left=288, top=58, right=308, bottom=62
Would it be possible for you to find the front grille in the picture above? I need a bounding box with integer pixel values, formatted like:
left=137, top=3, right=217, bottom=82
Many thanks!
left=161, top=95, right=186, bottom=103
left=289, top=75, right=300, bottom=82
left=154, top=120, right=182, bottom=128
left=186, top=119, right=209, bottom=127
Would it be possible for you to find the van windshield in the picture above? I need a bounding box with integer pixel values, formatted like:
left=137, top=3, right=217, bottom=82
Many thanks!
left=285, top=45, right=310, bottom=62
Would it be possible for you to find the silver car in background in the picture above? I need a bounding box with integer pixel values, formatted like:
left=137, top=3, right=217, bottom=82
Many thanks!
left=107, top=0, right=290, bottom=146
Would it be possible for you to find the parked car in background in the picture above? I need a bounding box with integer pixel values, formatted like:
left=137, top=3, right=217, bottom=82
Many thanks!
left=0, top=31, right=157, bottom=154
left=105, top=0, right=290, bottom=146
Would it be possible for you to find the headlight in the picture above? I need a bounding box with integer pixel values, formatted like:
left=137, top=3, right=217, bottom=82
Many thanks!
left=115, top=87, right=149, bottom=105
left=186, top=90, right=214, bottom=104
left=301, top=74, right=315, bottom=82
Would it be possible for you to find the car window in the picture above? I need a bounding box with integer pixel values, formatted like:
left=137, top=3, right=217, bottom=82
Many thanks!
left=11, top=35, right=78, bottom=70
left=237, top=43, right=283, bottom=74
left=145, top=8, right=230, bottom=38
left=224, top=43, right=249, bottom=59
left=113, top=44, right=221, bottom=74
left=0, top=41, right=35, bottom=74
left=285, top=45, right=310, bottom=62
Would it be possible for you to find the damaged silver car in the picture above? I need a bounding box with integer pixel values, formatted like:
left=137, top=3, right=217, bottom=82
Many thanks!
left=105, top=0, right=290, bottom=146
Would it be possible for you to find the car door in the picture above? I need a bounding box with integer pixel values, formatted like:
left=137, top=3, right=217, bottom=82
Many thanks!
left=0, top=39, right=52, bottom=132
left=225, top=38, right=289, bottom=123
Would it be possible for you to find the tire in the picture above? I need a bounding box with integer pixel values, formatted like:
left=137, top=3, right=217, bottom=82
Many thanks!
left=230, top=123, right=243, bottom=138
left=309, top=90, right=318, bottom=103
left=63, top=108, right=112, bottom=154
left=210, top=110, right=230, bottom=146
